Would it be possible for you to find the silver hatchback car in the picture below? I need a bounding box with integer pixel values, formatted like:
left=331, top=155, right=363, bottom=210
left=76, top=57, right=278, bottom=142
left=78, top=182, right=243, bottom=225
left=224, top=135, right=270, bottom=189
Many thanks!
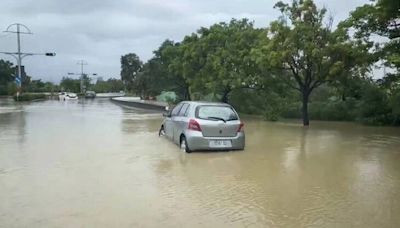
left=159, top=101, right=245, bottom=152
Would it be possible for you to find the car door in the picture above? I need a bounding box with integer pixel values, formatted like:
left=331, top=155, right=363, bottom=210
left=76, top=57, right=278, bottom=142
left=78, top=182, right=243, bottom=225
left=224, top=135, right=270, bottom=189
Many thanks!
left=172, top=103, right=190, bottom=144
left=163, top=111, right=173, bottom=139
left=166, top=103, right=183, bottom=140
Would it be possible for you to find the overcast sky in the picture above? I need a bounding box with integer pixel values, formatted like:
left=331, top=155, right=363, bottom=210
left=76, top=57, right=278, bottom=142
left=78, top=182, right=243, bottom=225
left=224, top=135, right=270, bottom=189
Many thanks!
left=0, top=0, right=367, bottom=83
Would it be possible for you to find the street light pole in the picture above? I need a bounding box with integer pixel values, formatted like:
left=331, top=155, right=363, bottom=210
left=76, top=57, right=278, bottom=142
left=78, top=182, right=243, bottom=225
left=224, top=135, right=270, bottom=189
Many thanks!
left=3, top=23, right=32, bottom=89
left=77, top=60, right=88, bottom=94
left=16, top=24, right=22, bottom=89
left=1, top=23, right=56, bottom=99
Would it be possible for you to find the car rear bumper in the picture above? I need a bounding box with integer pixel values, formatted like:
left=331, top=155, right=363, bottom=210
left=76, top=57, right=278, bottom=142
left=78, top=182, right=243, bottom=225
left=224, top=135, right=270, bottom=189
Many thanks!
left=185, top=131, right=245, bottom=151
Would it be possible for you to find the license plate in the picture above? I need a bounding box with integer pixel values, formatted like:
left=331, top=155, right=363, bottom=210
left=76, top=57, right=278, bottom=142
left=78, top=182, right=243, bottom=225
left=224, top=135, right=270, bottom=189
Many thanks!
left=209, top=140, right=232, bottom=148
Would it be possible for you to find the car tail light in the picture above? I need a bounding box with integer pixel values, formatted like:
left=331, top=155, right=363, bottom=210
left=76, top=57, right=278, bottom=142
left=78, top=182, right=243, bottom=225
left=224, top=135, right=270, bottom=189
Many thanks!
left=188, top=119, right=202, bottom=131
left=237, top=121, right=244, bottom=132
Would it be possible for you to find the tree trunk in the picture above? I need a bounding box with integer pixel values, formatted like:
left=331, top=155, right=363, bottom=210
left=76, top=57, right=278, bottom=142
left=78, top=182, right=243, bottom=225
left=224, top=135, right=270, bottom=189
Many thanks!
left=221, top=87, right=231, bottom=103
left=185, top=86, right=191, bottom=101
left=302, top=89, right=310, bottom=126
left=222, top=94, right=228, bottom=103
left=341, top=90, right=346, bottom=101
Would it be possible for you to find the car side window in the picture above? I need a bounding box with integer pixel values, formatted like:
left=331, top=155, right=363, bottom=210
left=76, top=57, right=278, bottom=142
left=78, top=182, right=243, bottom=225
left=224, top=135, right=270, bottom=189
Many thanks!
left=178, top=104, right=189, bottom=116
left=171, top=103, right=183, bottom=117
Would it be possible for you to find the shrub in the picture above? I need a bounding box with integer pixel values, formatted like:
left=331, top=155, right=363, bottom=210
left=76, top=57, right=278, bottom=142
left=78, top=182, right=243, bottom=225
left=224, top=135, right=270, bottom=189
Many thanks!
left=0, top=82, right=17, bottom=96
left=229, top=89, right=266, bottom=115
left=280, top=99, right=357, bottom=121
left=357, top=85, right=392, bottom=125
left=263, top=92, right=290, bottom=121
left=13, top=93, right=47, bottom=102
left=308, top=98, right=357, bottom=121
left=389, top=90, right=400, bottom=126
left=281, top=102, right=302, bottom=119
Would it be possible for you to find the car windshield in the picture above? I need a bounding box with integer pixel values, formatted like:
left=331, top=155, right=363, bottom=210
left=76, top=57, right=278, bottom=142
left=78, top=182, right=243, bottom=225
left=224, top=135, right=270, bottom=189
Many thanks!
left=196, top=105, right=238, bottom=121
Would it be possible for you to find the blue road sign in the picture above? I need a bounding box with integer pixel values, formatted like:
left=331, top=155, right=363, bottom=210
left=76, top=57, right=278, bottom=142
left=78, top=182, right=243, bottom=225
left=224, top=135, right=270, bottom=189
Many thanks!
left=15, top=76, right=21, bottom=86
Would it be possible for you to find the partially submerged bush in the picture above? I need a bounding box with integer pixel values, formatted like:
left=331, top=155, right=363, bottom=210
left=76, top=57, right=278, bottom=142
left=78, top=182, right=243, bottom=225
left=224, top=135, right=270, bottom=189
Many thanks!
left=308, top=98, right=357, bottom=121
left=263, top=92, right=290, bottom=121
left=357, top=85, right=393, bottom=125
left=13, top=93, right=47, bottom=101
left=390, top=91, right=400, bottom=125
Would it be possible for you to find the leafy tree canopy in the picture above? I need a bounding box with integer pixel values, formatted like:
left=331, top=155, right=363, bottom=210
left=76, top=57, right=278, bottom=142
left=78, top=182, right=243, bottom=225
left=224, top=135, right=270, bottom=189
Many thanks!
left=252, top=0, right=372, bottom=125
left=120, top=53, right=143, bottom=92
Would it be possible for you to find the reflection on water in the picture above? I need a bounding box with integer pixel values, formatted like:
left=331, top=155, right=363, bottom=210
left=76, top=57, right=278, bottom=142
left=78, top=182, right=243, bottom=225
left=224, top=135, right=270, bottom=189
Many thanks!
left=0, top=103, right=26, bottom=149
left=1, top=98, right=400, bottom=227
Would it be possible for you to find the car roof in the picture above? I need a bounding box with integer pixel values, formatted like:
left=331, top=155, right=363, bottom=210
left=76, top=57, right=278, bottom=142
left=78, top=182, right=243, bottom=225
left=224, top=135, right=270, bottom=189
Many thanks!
left=180, top=101, right=231, bottom=106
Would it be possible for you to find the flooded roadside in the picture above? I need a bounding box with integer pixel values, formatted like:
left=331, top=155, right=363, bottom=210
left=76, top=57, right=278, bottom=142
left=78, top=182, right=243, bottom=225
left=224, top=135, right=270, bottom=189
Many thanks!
left=1, top=98, right=400, bottom=227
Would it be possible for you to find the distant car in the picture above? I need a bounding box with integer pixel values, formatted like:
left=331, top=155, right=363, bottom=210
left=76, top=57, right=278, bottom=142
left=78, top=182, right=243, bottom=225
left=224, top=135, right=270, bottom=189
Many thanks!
left=85, top=91, right=96, bottom=98
left=159, top=101, right=245, bottom=152
left=59, top=92, right=78, bottom=101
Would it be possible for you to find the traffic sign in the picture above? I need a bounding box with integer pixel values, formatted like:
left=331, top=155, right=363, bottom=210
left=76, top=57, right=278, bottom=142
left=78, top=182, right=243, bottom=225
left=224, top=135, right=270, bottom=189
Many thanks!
left=15, top=76, right=21, bottom=86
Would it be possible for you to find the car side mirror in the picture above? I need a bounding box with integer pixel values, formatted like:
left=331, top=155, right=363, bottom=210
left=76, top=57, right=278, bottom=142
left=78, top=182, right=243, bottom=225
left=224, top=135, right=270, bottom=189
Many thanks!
left=162, top=112, right=171, bottom=118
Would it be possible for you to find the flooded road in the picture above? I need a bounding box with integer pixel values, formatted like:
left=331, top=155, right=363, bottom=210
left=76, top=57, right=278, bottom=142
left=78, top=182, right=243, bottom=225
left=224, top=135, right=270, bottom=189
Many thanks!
left=1, top=98, right=400, bottom=228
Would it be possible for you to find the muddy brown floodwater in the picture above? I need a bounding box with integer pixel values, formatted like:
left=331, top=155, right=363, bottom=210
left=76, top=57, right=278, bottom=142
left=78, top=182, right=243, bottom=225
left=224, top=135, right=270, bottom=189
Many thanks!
left=1, top=98, right=400, bottom=228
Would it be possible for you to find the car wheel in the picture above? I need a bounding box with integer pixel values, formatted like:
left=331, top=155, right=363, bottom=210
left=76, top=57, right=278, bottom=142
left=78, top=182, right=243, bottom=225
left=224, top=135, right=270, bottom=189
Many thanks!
left=158, top=126, right=165, bottom=137
left=180, top=136, right=191, bottom=153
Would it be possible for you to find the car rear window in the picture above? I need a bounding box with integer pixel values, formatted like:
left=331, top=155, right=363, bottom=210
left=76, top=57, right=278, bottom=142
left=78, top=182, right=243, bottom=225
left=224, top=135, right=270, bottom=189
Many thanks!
left=196, top=105, right=238, bottom=121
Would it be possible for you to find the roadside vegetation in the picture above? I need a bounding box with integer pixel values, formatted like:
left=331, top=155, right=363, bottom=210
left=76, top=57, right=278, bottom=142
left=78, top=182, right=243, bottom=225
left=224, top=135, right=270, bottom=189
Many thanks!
left=1, top=0, right=398, bottom=126
left=0, top=59, right=17, bottom=96
left=120, top=0, right=400, bottom=126
left=0, top=62, right=124, bottom=96
left=1, top=59, right=63, bottom=96
left=13, top=93, right=47, bottom=101
left=58, top=76, right=124, bottom=94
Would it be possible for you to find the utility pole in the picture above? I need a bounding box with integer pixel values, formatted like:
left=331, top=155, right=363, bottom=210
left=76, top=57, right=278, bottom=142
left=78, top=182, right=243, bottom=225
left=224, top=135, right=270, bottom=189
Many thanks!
left=3, top=23, right=32, bottom=91
left=68, top=61, right=96, bottom=95
left=1, top=23, right=56, bottom=99
left=77, top=60, right=88, bottom=94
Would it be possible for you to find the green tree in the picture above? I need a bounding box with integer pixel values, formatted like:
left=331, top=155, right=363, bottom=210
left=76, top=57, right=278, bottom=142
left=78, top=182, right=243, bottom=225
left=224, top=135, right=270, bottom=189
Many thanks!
left=342, top=0, right=399, bottom=125
left=161, top=40, right=192, bottom=100
left=358, top=83, right=393, bottom=125
left=93, top=78, right=124, bottom=93
left=171, top=19, right=265, bottom=102
left=26, top=79, right=45, bottom=92
left=25, top=79, right=58, bottom=93
left=137, top=40, right=182, bottom=98
left=0, top=59, right=15, bottom=95
left=120, top=53, right=142, bottom=93
left=107, top=78, right=124, bottom=92
left=140, top=60, right=164, bottom=96
left=93, top=77, right=106, bottom=92
left=255, top=0, right=370, bottom=126
left=60, top=77, right=80, bottom=93
left=342, top=0, right=400, bottom=92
